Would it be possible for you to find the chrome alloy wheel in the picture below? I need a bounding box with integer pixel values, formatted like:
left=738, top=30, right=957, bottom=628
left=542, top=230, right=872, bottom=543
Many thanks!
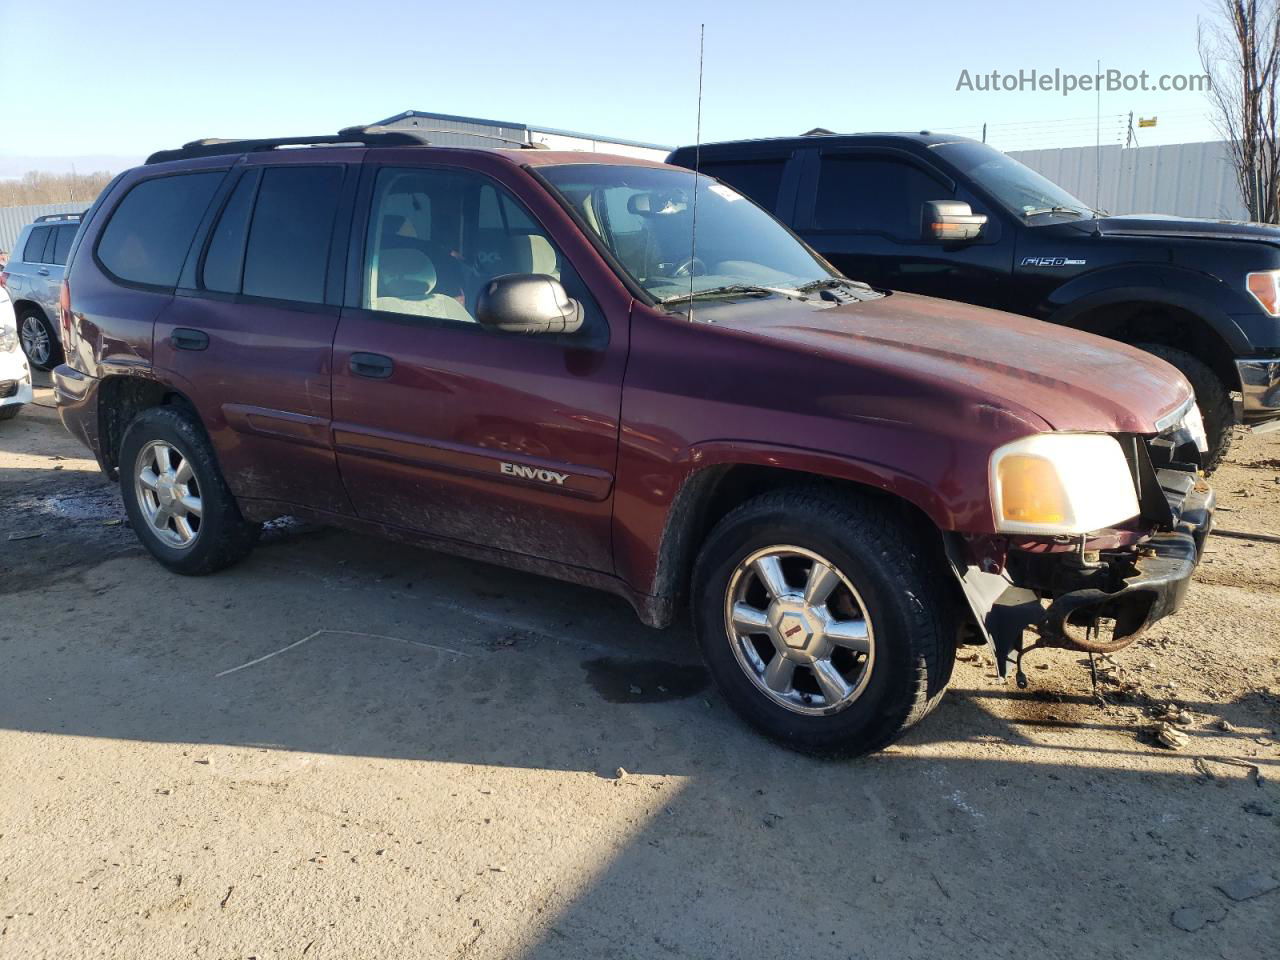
left=134, top=440, right=203, bottom=549
left=724, top=546, right=875, bottom=715
left=20, top=315, right=50, bottom=367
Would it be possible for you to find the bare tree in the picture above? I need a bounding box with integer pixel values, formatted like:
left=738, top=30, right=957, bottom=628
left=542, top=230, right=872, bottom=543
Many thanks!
left=1200, top=0, right=1280, bottom=222
left=0, top=170, right=115, bottom=208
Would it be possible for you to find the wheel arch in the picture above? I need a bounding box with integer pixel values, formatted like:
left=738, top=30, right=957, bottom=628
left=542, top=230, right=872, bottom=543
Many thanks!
left=1053, top=292, right=1240, bottom=391
left=97, top=374, right=202, bottom=480
left=647, top=456, right=960, bottom=626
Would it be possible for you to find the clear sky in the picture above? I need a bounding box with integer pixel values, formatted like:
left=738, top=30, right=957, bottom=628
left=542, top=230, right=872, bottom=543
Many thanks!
left=0, top=0, right=1222, bottom=175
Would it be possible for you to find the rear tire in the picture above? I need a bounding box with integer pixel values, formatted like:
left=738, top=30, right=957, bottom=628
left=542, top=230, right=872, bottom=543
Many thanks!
left=1136, top=343, right=1234, bottom=472
left=691, top=488, right=956, bottom=757
left=119, top=406, right=260, bottom=575
left=18, top=308, right=62, bottom=371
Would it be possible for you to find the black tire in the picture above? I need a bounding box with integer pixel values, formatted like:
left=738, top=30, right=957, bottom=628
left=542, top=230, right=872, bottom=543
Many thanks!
left=119, top=406, right=260, bottom=575
left=691, top=488, right=956, bottom=757
left=18, top=307, right=63, bottom=371
left=0, top=405, right=21, bottom=421
left=1136, top=343, right=1234, bottom=472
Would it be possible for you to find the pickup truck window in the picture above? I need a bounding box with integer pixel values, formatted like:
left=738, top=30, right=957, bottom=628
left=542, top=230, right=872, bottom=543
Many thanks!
left=698, top=159, right=787, bottom=211
left=814, top=156, right=950, bottom=239
left=540, top=164, right=833, bottom=304
left=932, top=141, right=1093, bottom=221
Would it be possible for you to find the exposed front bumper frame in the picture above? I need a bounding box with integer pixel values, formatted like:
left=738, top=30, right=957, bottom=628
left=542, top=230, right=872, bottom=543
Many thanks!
left=948, top=473, right=1214, bottom=678
left=1236, top=357, right=1280, bottom=425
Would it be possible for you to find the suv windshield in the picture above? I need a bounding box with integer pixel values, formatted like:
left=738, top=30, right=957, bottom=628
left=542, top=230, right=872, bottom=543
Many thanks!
left=931, top=141, right=1096, bottom=222
left=539, top=164, right=835, bottom=304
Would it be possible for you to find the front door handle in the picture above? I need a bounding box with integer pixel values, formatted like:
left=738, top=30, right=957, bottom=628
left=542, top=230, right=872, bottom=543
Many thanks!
left=37, top=267, right=50, bottom=276
left=170, top=328, right=209, bottom=351
left=350, top=352, right=394, bottom=379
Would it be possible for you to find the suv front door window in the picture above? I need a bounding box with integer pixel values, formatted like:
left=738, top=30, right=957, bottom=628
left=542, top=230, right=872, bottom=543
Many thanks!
left=331, top=164, right=625, bottom=571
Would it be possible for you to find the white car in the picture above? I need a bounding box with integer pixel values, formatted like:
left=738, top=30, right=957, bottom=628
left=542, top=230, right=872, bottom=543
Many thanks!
left=0, top=286, right=33, bottom=420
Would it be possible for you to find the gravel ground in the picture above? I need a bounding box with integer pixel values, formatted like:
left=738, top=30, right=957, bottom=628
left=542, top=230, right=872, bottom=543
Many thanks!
left=1, top=376, right=1277, bottom=960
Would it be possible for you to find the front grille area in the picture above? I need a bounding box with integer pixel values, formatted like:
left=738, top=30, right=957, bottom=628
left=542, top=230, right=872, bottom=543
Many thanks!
left=0, top=379, right=17, bottom=399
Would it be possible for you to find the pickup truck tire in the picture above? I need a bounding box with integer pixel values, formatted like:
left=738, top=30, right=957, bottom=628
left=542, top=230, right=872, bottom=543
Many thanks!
left=119, top=406, right=260, bottom=575
left=691, top=488, right=955, bottom=757
left=1136, top=343, right=1234, bottom=472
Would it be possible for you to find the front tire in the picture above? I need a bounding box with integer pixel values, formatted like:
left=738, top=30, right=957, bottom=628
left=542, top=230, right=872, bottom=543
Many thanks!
left=691, top=488, right=956, bottom=757
left=18, top=308, right=62, bottom=371
left=119, top=406, right=260, bottom=575
left=1136, top=343, right=1234, bottom=472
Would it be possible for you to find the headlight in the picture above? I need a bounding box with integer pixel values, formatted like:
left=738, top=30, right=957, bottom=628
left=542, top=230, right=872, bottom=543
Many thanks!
left=0, top=315, right=16, bottom=353
left=991, top=434, right=1139, bottom=535
left=1172, top=402, right=1209, bottom=454
left=1246, top=269, right=1280, bottom=316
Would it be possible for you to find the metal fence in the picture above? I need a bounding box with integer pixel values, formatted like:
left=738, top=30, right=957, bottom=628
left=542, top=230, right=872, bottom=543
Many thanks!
left=0, top=201, right=88, bottom=255
left=1009, top=140, right=1248, bottom=221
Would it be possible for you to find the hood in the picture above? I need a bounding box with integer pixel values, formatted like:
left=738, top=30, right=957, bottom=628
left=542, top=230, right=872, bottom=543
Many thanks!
left=709, top=291, right=1193, bottom=435
left=1081, top=212, right=1280, bottom=245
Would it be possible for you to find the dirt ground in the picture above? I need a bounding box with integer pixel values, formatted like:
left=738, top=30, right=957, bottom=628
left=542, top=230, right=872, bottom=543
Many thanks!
left=1, top=374, right=1277, bottom=960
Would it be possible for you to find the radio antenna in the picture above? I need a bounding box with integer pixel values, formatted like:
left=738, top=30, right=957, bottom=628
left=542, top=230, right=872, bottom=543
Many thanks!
left=687, top=23, right=705, bottom=315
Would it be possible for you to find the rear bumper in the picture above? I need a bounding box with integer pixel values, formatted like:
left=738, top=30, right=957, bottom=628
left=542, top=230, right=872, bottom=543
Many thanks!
left=52, top=363, right=103, bottom=461
left=1236, top=357, right=1280, bottom=423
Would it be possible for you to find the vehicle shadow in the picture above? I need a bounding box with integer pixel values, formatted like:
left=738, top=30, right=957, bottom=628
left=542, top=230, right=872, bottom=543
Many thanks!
left=1, top=523, right=1277, bottom=959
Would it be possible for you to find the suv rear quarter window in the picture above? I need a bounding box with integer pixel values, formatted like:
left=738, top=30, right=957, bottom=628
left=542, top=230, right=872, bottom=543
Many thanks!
left=96, top=172, right=224, bottom=288
left=51, top=224, right=76, bottom=266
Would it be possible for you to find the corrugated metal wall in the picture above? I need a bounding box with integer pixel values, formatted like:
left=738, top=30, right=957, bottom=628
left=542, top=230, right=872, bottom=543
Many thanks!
left=0, top=201, right=86, bottom=254
left=378, top=111, right=528, bottom=149
left=1009, top=140, right=1248, bottom=221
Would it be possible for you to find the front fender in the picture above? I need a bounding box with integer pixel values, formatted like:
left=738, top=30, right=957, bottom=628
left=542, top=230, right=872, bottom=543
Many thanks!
left=1041, top=265, right=1254, bottom=355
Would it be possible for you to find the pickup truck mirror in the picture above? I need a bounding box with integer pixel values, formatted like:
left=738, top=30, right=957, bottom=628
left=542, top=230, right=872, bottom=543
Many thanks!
left=475, top=273, right=584, bottom=335
left=922, top=200, right=987, bottom=242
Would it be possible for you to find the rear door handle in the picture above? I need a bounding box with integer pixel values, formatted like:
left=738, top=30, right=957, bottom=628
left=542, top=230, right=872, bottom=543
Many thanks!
left=350, top=352, right=394, bottom=379
left=170, top=328, right=209, bottom=351
left=37, top=267, right=50, bottom=276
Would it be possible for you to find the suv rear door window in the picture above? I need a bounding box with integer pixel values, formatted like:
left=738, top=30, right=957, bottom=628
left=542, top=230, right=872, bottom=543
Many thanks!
left=23, top=226, right=51, bottom=263
left=201, top=172, right=258, bottom=294
left=51, top=224, right=76, bottom=266
left=699, top=159, right=787, bottom=211
left=97, top=172, right=223, bottom=287
left=241, top=166, right=342, bottom=304
left=814, top=156, right=952, bottom=239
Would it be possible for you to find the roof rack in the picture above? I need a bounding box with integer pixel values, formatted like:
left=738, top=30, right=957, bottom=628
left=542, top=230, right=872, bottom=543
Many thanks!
left=34, top=212, right=84, bottom=223
left=145, top=124, right=547, bottom=165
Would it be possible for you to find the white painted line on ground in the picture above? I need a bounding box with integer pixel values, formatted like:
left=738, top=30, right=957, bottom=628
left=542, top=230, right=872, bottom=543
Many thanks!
left=215, top=628, right=472, bottom=678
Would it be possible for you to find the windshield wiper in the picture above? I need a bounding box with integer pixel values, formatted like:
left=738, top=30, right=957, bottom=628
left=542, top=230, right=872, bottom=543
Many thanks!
left=1022, top=206, right=1092, bottom=219
left=658, top=284, right=807, bottom=304
left=796, top=277, right=866, bottom=293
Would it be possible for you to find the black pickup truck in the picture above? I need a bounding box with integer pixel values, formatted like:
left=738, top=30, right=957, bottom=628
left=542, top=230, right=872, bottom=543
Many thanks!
left=669, top=133, right=1280, bottom=468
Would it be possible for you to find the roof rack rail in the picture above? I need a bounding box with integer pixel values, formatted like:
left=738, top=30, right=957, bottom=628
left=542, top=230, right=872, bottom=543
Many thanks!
left=34, top=212, right=85, bottom=223
left=144, top=126, right=435, bottom=165
left=145, top=123, right=549, bottom=165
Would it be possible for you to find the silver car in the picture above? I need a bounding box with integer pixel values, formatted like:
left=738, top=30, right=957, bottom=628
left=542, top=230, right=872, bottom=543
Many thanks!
left=1, top=212, right=82, bottom=370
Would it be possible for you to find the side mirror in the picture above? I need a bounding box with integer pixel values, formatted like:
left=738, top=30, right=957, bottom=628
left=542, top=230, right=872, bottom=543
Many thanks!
left=922, top=200, right=987, bottom=242
left=475, top=273, right=584, bottom=335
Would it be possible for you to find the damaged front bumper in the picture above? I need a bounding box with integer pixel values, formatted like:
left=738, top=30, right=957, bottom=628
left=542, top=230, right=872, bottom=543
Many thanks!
left=948, top=468, right=1213, bottom=678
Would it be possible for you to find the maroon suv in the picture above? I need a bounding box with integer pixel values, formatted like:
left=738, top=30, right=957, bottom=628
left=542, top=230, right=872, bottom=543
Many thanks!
left=53, top=127, right=1213, bottom=755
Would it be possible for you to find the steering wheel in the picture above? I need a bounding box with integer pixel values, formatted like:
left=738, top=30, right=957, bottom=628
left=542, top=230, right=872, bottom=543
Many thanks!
left=671, top=256, right=708, bottom=278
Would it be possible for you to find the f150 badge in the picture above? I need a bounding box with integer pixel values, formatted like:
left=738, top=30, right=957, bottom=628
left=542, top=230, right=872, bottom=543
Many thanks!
left=501, top=462, right=569, bottom=486
left=1021, top=256, right=1086, bottom=267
